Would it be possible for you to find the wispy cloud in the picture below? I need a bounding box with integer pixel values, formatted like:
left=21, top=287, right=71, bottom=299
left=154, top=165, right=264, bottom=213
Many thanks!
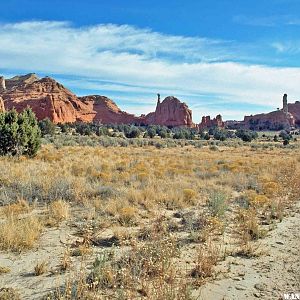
left=0, top=21, right=300, bottom=121
left=233, top=14, right=300, bottom=27
left=271, top=41, right=300, bottom=54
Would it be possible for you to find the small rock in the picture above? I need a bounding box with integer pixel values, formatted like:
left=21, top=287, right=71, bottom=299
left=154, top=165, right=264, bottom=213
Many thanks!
left=235, top=284, right=247, bottom=291
left=254, top=283, right=267, bottom=291
left=276, top=241, right=284, bottom=245
left=233, top=277, right=242, bottom=281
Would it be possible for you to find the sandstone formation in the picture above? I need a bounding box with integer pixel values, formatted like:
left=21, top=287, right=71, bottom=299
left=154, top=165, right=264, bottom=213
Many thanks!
left=0, top=74, right=194, bottom=127
left=243, top=94, right=296, bottom=130
left=144, top=96, right=193, bottom=127
left=0, top=76, right=6, bottom=92
left=198, top=114, right=224, bottom=129
left=79, top=95, right=142, bottom=124
left=5, top=73, right=40, bottom=90
left=288, top=101, right=300, bottom=127
left=0, top=97, right=5, bottom=112
left=0, top=76, right=94, bottom=123
left=3, top=73, right=299, bottom=130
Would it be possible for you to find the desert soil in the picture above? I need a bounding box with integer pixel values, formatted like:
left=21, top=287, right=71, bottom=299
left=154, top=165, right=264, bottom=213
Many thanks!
left=0, top=202, right=299, bottom=300
left=197, top=201, right=300, bottom=300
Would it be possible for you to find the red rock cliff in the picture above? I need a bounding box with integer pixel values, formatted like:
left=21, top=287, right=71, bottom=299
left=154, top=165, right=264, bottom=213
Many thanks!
left=0, top=75, right=93, bottom=123
left=0, top=74, right=195, bottom=127
left=144, top=96, right=193, bottom=127
left=79, top=95, right=142, bottom=124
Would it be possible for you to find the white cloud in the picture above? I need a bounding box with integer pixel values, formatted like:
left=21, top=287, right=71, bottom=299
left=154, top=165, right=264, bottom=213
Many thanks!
left=233, top=14, right=300, bottom=27
left=0, top=21, right=300, bottom=121
left=271, top=41, right=300, bottom=54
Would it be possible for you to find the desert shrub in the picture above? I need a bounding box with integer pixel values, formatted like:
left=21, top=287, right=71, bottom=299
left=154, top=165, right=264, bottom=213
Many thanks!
left=236, top=208, right=263, bottom=242
left=183, top=189, right=197, bottom=204
left=236, top=129, right=258, bottom=142
left=0, top=108, right=41, bottom=157
left=118, top=206, right=136, bottom=226
left=125, top=126, right=141, bottom=138
left=208, top=191, right=228, bottom=217
left=279, top=130, right=292, bottom=141
left=191, top=242, right=219, bottom=280
left=209, top=145, right=218, bottom=151
left=39, top=118, right=56, bottom=136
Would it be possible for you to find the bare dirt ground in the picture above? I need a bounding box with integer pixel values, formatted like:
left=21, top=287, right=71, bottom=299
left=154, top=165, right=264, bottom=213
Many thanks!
left=197, top=201, right=300, bottom=300
left=0, top=201, right=299, bottom=299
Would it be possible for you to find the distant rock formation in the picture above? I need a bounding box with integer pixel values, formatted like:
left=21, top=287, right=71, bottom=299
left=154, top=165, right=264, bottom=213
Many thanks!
left=0, top=74, right=194, bottom=127
left=198, top=114, right=224, bottom=129
left=288, top=101, right=300, bottom=127
left=0, top=97, right=5, bottom=112
left=144, top=96, right=193, bottom=127
left=0, top=76, right=6, bottom=92
left=243, top=94, right=296, bottom=130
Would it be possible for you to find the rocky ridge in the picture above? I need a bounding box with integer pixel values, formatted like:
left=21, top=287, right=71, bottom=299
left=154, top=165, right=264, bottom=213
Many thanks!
left=0, top=74, right=195, bottom=127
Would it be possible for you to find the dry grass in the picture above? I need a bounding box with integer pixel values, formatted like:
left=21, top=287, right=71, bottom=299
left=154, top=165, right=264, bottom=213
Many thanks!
left=2, top=199, right=31, bottom=217
left=0, top=215, right=43, bottom=252
left=47, top=199, right=69, bottom=226
left=0, top=266, right=10, bottom=275
left=0, top=143, right=299, bottom=298
left=191, top=241, right=220, bottom=282
left=34, top=260, right=48, bottom=276
left=0, top=288, right=21, bottom=300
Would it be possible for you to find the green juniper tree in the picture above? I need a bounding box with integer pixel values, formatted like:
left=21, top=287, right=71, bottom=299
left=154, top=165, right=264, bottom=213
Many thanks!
left=0, top=108, right=41, bottom=157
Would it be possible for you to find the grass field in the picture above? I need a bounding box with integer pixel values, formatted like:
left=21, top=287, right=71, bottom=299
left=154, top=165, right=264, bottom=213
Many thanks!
left=0, top=140, right=299, bottom=299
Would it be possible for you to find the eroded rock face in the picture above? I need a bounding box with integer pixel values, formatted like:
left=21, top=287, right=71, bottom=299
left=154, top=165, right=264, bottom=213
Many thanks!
left=1, top=76, right=93, bottom=123
left=80, top=95, right=142, bottom=124
left=241, top=94, right=300, bottom=130
left=288, top=101, right=300, bottom=126
left=0, top=97, right=5, bottom=112
left=0, top=76, right=6, bottom=92
left=5, top=73, right=39, bottom=90
left=243, top=110, right=295, bottom=130
left=0, top=75, right=196, bottom=127
left=198, top=114, right=224, bottom=129
left=144, top=96, right=193, bottom=127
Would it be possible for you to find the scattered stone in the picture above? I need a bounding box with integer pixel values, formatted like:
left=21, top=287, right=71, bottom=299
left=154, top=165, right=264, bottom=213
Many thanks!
left=235, top=284, right=247, bottom=291
left=254, top=283, right=267, bottom=291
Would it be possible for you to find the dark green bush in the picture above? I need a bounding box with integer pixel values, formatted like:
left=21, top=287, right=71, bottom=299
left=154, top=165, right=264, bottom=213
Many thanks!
left=236, top=129, right=258, bottom=142
left=0, top=108, right=41, bottom=157
left=39, top=118, right=56, bottom=136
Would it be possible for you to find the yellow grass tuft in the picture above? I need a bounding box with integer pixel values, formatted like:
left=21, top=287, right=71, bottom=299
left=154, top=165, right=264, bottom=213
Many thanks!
left=0, top=216, right=43, bottom=252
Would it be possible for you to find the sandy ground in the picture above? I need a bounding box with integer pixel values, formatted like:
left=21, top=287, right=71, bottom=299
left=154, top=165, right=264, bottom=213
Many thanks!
left=197, top=201, right=300, bottom=300
left=0, top=202, right=299, bottom=300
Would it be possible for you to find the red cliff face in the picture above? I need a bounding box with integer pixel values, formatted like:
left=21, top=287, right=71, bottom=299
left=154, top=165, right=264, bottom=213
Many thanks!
left=0, top=75, right=93, bottom=123
left=79, top=95, right=142, bottom=124
left=0, top=74, right=195, bottom=127
left=145, top=96, right=193, bottom=127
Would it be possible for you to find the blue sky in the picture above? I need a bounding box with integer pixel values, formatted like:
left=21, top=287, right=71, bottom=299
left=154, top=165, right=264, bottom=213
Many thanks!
left=1, top=0, right=300, bottom=121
